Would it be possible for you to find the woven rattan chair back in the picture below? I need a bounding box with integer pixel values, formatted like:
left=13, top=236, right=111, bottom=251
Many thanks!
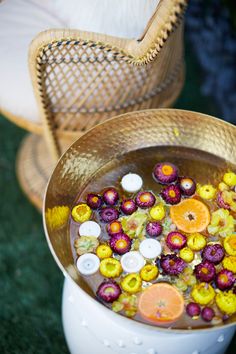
left=29, top=0, right=188, bottom=161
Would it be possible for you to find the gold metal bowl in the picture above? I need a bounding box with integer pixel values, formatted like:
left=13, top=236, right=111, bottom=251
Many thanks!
left=43, top=108, right=236, bottom=331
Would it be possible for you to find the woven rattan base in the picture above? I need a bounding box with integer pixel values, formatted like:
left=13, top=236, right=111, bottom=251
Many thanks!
left=16, top=134, right=56, bottom=211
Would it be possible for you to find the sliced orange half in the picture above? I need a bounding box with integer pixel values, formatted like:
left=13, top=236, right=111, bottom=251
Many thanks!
left=138, top=283, right=184, bottom=324
left=170, top=198, right=210, bottom=233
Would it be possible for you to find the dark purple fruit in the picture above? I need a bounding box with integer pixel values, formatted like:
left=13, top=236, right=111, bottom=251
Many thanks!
left=178, top=177, right=196, bottom=196
left=201, top=307, right=215, bottom=322
left=166, top=231, right=187, bottom=250
left=86, top=193, right=102, bottom=209
left=186, top=302, right=201, bottom=317
left=153, top=162, right=178, bottom=184
left=120, top=199, right=137, bottom=215
left=146, top=221, right=162, bottom=237
left=103, top=188, right=119, bottom=205
left=215, top=269, right=235, bottom=290
left=109, top=233, right=131, bottom=255
left=100, top=207, right=119, bottom=223
left=96, top=280, right=121, bottom=303
left=195, top=261, right=216, bottom=283
left=202, top=244, right=225, bottom=264
left=160, top=254, right=186, bottom=275
left=135, top=191, right=156, bottom=208
left=161, top=185, right=181, bottom=205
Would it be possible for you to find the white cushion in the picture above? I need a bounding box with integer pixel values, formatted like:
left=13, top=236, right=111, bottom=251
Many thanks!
left=0, top=0, right=158, bottom=124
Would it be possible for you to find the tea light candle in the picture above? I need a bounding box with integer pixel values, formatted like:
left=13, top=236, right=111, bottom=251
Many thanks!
left=79, top=221, right=101, bottom=238
left=76, top=253, right=100, bottom=275
left=139, top=239, right=162, bottom=259
left=121, top=173, right=143, bottom=193
left=121, top=251, right=145, bottom=273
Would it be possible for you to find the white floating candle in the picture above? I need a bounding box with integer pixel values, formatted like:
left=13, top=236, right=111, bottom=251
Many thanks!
left=139, top=239, right=162, bottom=259
left=76, top=253, right=100, bottom=275
left=79, top=221, right=101, bottom=238
left=121, top=173, right=143, bottom=193
left=121, top=251, right=145, bottom=273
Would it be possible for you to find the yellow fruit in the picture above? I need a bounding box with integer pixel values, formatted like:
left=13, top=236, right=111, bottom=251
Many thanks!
left=223, top=172, right=236, bottom=187
left=191, top=283, right=215, bottom=305
left=149, top=204, right=165, bottom=221
left=179, top=247, right=194, bottom=263
left=96, top=244, right=113, bottom=259
left=140, top=264, right=159, bottom=281
left=72, top=203, right=92, bottom=223
left=187, top=233, right=206, bottom=251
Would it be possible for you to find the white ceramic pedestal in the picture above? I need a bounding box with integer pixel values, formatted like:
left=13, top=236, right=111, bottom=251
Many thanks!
left=62, top=278, right=235, bottom=354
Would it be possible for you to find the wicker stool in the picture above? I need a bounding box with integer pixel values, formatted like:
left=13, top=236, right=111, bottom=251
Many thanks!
left=14, top=0, right=188, bottom=210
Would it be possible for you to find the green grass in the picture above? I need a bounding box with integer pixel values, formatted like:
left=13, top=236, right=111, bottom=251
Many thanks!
left=0, top=39, right=235, bottom=353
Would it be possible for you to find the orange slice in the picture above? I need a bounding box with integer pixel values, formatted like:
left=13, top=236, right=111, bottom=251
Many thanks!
left=138, top=283, right=184, bottom=324
left=170, top=198, right=210, bottom=233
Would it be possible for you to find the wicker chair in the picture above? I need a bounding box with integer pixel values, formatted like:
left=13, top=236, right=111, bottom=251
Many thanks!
left=15, top=0, right=188, bottom=210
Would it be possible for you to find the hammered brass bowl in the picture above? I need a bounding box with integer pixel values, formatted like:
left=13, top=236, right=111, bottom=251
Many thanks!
left=43, top=108, right=236, bottom=331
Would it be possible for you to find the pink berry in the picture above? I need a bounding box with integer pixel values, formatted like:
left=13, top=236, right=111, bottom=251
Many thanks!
left=186, top=302, right=201, bottom=317
left=201, top=307, right=215, bottom=322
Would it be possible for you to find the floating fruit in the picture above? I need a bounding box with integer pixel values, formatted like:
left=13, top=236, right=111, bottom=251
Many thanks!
left=79, top=221, right=101, bottom=238
left=72, top=203, right=92, bottom=223
left=146, top=221, right=162, bottom=237
left=170, top=198, right=210, bottom=233
left=197, top=184, right=216, bottom=200
left=86, top=193, right=102, bottom=209
left=216, top=269, right=235, bottom=290
left=120, top=199, right=137, bottom=215
left=74, top=236, right=99, bottom=255
left=195, top=261, right=216, bottom=283
left=97, top=280, right=121, bottom=303
left=100, top=258, right=122, bottom=278
left=161, top=185, right=181, bottom=205
left=153, top=162, right=178, bottom=184
left=139, top=239, right=162, bottom=259
left=202, top=244, right=225, bottom=264
left=149, top=204, right=166, bottom=221
left=138, top=283, right=184, bottom=324
left=109, top=233, right=132, bottom=255
left=223, top=171, right=236, bottom=187
left=166, top=231, right=187, bottom=250
left=121, top=273, right=142, bottom=294
left=201, top=307, right=215, bottom=322
left=222, top=256, right=236, bottom=273
left=186, top=302, right=201, bottom=318
left=191, top=283, right=215, bottom=305
left=224, top=235, right=236, bottom=256
left=217, top=192, right=230, bottom=210
left=103, top=188, right=119, bottom=205
left=140, top=264, right=159, bottom=282
left=178, top=177, right=196, bottom=196
left=135, top=191, right=156, bottom=208
left=121, top=251, right=145, bottom=273
left=100, top=207, right=119, bottom=223
left=107, top=220, right=123, bottom=236
left=121, top=173, right=143, bottom=193
left=215, top=290, right=236, bottom=315
left=96, top=244, right=113, bottom=259
left=187, top=233, right=206, bottom=251
left=160, top=254, right=186, bottom=276
left=76, top=253, right=100, bottom=275
left=179, top=247, right=194, bottom=263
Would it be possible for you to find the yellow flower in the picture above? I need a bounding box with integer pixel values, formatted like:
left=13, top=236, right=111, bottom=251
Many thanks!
left=223, top=171, right=236, bottom=187
left=100, top=258, right=122, bottom=278
left=207, top=209, right=235, bottom=237
left=121, top=273, right=142, bottom=294
left=96, top=244, right=113, bottom=259
left=175, top=267, right=196, bottom=291
left=45, top=206, right=70, bottom=230
left=197, top=184, right=216, bottom=200
left=222, top=256, right=236, bottom=273
left=71, top=203, right=92, bottom=223
left=187, top=233, right=206, bottom=251
left=218, top=182, right=229, bottom=192
left=215, top=290, right=236, bottom=315
left=112, top=293, right=138, bottom=317
left=222, top=190, right=236, bottom=212
left=191, top=283, right=215, bottom=305
left=179, top=247, right=194, bottom=263
left=149, top=204, right=165, bottom=221
left=224, top=235, right=236, bottom=256
left=140, top=264, right=159, bottom=282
